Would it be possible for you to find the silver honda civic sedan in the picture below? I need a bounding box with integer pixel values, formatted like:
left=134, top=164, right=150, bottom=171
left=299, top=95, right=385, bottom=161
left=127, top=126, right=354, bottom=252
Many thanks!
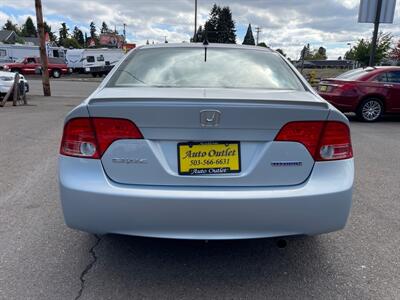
left=59, top=43, right=354, bottom=240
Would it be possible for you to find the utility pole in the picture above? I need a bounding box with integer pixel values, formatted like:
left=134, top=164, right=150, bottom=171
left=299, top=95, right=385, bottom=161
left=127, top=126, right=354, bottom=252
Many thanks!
left=255, top=26, right=261, bottom=45
left=123, top=23, right=126, bottom=48
left=369, top=0, right=383, bottom=67
left=35, top=0, right=51, bottom=96
left=193, top=0, right=198, bottom=42
left=300, top=46, right=306, bottom=75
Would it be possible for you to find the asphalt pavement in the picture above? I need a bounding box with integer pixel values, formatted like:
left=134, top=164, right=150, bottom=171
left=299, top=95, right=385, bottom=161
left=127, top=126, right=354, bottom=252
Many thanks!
left=0, top=78, right=399, bottom=299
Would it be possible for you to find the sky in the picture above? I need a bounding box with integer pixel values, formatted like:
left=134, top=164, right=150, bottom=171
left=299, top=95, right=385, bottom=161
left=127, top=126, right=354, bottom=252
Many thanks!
left=1, top=0, right=400, bottom=59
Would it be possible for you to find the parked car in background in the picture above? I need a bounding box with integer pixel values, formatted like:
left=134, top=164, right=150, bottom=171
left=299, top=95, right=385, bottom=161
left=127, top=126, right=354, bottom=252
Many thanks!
left=2, top=57, right=69, bottom=78
left=318, top=67, right=400, bottom=122
left=0, top=71, right=29, bottom=98
left=59, top=44, right=354, bottom=240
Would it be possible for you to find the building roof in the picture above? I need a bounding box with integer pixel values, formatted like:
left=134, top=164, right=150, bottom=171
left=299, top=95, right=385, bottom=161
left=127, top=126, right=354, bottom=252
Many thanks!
left=294, top=60, right=354, bottom=68
left=0, top=30, right=17, bottom=43
left=22, top=37, right=40, bottom=46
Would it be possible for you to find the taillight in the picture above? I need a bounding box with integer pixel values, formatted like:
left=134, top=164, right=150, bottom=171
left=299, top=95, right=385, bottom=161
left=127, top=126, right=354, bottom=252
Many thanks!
left=275, top=121, right=353, bottom=161
left=60, top=117, right=143, bottom=158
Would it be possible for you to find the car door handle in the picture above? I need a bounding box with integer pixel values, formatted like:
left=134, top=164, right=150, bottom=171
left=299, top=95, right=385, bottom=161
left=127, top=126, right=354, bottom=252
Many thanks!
left=384, top=84, right=394, bottom=87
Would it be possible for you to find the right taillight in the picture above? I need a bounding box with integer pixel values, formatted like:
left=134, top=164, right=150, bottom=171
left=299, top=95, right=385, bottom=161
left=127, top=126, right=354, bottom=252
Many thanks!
left=60, top=117, right=143, bottom=159
left=275, top=121, right=353, bottom=161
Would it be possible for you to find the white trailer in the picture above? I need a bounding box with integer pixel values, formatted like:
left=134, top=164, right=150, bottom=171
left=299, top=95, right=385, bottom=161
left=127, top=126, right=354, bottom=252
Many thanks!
left=65, top=48, right=125, bottom=76
left=0, top=44, right=65, bottom=67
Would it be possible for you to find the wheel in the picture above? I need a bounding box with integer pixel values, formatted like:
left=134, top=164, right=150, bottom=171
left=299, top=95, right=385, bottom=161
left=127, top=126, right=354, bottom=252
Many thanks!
left=52, top=69, right=61, bottom=78
left=91, top=72, right=98, bottom=78
left=357, top=98, right=383, bottom=122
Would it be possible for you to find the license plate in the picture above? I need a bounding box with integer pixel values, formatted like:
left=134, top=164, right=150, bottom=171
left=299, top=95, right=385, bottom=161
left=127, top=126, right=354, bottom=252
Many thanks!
left=319, top=85, right=328, bottom=92
left=178, top=142, right=241, bottom=175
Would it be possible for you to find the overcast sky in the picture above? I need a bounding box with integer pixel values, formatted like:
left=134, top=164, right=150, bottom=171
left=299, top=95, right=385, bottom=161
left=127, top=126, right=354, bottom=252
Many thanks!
left=1, top=0, right=400, bottom=59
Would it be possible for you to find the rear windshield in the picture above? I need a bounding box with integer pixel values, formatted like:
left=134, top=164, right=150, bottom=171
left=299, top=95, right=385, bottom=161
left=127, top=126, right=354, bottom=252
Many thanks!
left=336, top=68, right=374, bottom=80
left=107, top=47, right=304, bottom=90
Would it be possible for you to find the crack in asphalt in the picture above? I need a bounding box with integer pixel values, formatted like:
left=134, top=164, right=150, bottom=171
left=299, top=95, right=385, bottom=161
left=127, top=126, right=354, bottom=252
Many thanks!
left=74, top=234, right=101, bottom=300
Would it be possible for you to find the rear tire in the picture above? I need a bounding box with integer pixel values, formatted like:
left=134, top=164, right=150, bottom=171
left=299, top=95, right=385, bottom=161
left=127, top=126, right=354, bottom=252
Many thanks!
left=357, top=98, right=383, bottom=122
left=52, top=69, right=61, bottom=78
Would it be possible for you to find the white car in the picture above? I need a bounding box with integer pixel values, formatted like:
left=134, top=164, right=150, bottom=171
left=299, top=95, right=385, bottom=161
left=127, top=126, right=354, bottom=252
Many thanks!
left=0, top=71, right=29, bottom=96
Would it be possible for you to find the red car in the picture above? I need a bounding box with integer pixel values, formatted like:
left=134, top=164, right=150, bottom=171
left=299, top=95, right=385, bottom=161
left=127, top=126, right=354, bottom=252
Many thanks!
left=318, top=66, right=400, bottom=122
left=3, top=57, right=69, bottom=78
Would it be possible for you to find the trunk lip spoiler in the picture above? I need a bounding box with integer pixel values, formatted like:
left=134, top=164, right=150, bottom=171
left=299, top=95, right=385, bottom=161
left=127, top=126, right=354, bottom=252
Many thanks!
left=87, top=97, right=329, bottom=110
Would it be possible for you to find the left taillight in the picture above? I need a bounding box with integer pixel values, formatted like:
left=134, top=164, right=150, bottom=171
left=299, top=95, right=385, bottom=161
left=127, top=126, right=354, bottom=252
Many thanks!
left=60, top=117, right=143, bottom=159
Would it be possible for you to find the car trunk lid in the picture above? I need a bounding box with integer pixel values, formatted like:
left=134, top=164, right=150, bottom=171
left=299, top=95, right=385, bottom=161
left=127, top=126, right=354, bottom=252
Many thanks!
left=87, top=87, right=330, bottom=187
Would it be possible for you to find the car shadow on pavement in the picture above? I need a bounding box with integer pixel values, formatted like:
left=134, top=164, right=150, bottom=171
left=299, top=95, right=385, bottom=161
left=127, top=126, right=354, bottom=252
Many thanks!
left=347, top=113, right=400, bottom=123
left=81, top=233, right=339, bottom=298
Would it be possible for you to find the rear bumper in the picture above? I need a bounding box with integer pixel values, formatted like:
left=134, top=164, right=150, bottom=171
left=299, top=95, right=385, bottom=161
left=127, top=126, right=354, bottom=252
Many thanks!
left=318, top=93, right=359, bottom=112
left=59, top=156, right=354, bottom=240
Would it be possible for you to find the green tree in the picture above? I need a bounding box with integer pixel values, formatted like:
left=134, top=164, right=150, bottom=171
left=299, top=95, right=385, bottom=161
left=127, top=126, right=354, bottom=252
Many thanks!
left=276, top=48, right=286, bottom=56
left=89, top=22, right=98, bottom=45
left=242, top=24, right=255, bottom=45
left=204, top=4, right=220, bottom=43
left=58, top=22, right=69, bottom=46
left=312, top=46, right=327, bottom=60
left=301, top=44, right=313, bottom=60
left=257, top=42, right=268, bottom=48
left=62, top=37, right=81, bottom=48
left=3, top=19, right=20, bottom=34
left=73, top=26, right=85, bottom=47
left=217, top=6, right=236, bottom=43
left=21, top=17, right=37, bottom=37
left=204, top=4, right=236, bottom=44
left=193, top=25, right=204, bottom=42
left=101, top=21, right=109, bottom=34
left=345, top=33, right=392, bottom=66
left=83, top=32, right=88, bottom=48
left=43, top=22, right=56, bottom=42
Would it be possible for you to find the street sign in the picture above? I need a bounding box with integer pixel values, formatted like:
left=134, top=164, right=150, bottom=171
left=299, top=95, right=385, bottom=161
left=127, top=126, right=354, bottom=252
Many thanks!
left=359, top=0, right=396, bottom=23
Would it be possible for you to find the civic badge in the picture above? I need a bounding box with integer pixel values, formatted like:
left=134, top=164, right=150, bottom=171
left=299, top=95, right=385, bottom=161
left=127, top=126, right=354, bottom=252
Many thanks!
left=200, top=110, right=221, bottom=127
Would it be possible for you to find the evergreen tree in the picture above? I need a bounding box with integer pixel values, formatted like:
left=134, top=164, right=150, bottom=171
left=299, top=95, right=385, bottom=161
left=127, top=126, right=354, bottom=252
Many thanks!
left=195, top=25, right=204, bottom=42
left=101, top=21, right=109, bottom=34
left=59, top=22, right=69, bottom=46
left=89, top=22, right=98, bottom=45
left=73, top=26, right=85, bottom=47
left=216, top=6, right=236, bottom=43
left=43, top=22, right=56, bottom=42
left=204, top=4, right=220, bottom=43
left=203, top=4, right=236, bottom=44
left=276, top=48, right=286, bottom=56
left=242, top=24, right=255, bottom=45
left=84, top=32, right=88, bottom=47
left=62, top=38, right=81, bottom=48
left=3, top=20, right=19, bottom=34
left=257, top=42, right=268, bottom=48
left=21, top=17, right=37, bottom=37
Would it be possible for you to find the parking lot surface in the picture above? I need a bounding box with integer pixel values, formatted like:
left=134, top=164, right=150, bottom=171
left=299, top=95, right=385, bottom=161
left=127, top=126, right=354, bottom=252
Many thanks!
left=0, top=79, right=399, bottom=299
